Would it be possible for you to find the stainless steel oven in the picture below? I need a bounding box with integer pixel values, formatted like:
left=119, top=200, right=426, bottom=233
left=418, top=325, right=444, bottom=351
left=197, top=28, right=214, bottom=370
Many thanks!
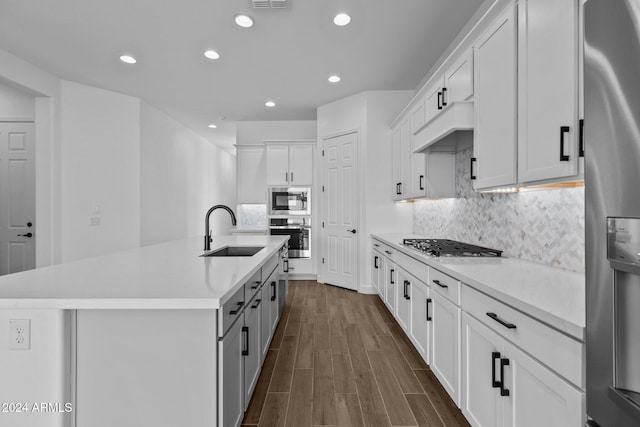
left=268, top=187, right=310, bottom=216
left=269, top=217, right=310, bottom=259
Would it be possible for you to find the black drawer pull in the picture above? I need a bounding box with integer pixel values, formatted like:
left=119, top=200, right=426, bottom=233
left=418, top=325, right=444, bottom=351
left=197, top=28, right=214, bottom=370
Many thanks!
left=432, top=279, right=448, bottom=289
left=242, top=326, right=249, bottom=356
left=390, top=269, right=395, bottom=284
left=271, top=281, right=277, bottom=301
left=396, top=183, right=401, bottom=195
left=251, top=299, right=262, bottom=309
left=492, top=351, right=501, bottom=388
left=437, top=91, right=443, bottom=110
left=500, top=358, right=510, bottom=396
left=470, top=157, right=477, bottom=180
left=560, top=126, right=570, bottom=161
left=426, top=298, right=432, bottom=321
left=405, top=280, right=411, bottom=300
left=385, top=250, right=392, bottom=255
left=487, top=312, right=517, bottom=329
left=250, top=281, right=261, bottom=289
left=579, top=119, right=585, bottom=157
left=374, top=256, right=379, bottom=269
left=229, top=301, right=244, bottom=315
left=419, top=175, right=424, bottom=191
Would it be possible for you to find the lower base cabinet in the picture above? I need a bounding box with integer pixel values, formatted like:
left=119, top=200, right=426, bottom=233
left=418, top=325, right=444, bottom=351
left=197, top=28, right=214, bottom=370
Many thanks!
left=430, top=291, right=461, bottom=406
left=220, top=318, right=245, bottom=427
left=461, top=313, right=584, bottom=427
left=396, top=268, right=412, bottom=331
left=384, top=258, right=396, bottom=314
left=244, top=294, right=262, bottom=409
left=409, top=278, right=431, bottom=362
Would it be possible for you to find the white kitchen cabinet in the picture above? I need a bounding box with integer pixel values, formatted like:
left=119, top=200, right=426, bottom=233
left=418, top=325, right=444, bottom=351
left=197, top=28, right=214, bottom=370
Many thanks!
left=260, top=285, right=271, bottom=360
left=372, top=248, right=383, bottom=298
left=391, top=126, right=403, bottom=200
left=517, top=0, right=581, bottom=183
left=461, top=313, right=584, bottom=427
left=473, top=3, right=518, bottom=190
left=392, top=116, right=429, bottom=200
left=265, top=143, right=313, bottom=186
left=424, top=77, right=446, bottom=125
left=410, top=96, right=426, bottom=134
left=383, top=257, right=396, bottom=315
left=396, top=267, right=412, bottom=332
left=444, top=49, right=474, bottom=105
left=430, top=290, right=461, bottom=405
left=236, top=145, right=266, bottom=203
left=267, top=277, right=279, bottom=334
left=409, top=273, right=431, bottom=362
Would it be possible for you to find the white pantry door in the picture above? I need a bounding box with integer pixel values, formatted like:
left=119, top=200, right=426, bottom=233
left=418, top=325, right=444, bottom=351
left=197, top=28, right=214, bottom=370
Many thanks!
left=322, top=131, right=359, bottom=290
left=0, top=122, right=36, bottom=276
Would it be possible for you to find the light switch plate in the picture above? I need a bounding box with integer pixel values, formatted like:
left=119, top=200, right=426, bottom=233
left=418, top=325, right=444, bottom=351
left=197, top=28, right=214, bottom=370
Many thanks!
left=9, top=319, right=31, bottom=350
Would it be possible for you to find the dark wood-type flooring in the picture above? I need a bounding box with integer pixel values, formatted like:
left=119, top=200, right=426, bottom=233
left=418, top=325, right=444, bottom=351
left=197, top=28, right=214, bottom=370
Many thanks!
left=241, top=280, right=471, bottom=427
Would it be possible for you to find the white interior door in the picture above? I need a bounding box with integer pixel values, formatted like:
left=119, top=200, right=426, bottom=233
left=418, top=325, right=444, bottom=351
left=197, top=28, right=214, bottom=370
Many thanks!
left=0, top=122, right=35, bottom=276
left=322, top=131, right=358, bottom=290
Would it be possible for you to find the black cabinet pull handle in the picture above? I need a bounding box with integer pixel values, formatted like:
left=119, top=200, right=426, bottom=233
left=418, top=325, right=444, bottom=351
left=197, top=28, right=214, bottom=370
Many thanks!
left=252, top=299, right=262, bottom=309
left=374, top=256, right=379, bottom=269
left=385, top=250, right=392, bottom=255
left=271, top=281, right=277, bottom=301
left=487, top=312, right=517, bottom=329
left=419, top=175, right=424, bottom=190
left=290, top=172, right=294, bottom=182
left=560, top=126, right=570, bottom=161
left=500, top=358, right=510, bottom=396
left=470, top=157, right=477, bottom=180
left=426, top=298, right=432, bottom=321
left=405, top=280, right=411, bottom=300
left=442, top=87, right=447, bottom=107
left=395, top=183, right=401, bottom=195
left=492, top=351, right=502, bottom=388
left=283, top=259, right=289, bottom=273
left=437, top=91, right=443, bottom=110
left=230, top=301, right=244, bottom=315
left=433, top=279, right=448, bottom=289
left=390, top=269, right=395, bottom=284
left=242, top=326, right=249, bottom=356
left=579, top=119, right=585, bottom=157
left=250, top=281, right=261, bottom=289
left=374, top=243, right=380, bottom=247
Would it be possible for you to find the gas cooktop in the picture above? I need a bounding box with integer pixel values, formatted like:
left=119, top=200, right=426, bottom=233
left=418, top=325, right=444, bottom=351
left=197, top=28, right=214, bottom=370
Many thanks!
left=402, top=238, right=502, bottom=257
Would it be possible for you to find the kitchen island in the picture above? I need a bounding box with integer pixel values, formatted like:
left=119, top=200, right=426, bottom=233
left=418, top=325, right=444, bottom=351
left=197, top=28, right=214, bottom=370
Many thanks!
left=0, top=235, right=288, bottom=427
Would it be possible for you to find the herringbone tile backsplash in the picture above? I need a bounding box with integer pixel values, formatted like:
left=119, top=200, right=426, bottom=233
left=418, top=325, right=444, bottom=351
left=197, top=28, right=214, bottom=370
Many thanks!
left=413, top=147, right=585, bottom=273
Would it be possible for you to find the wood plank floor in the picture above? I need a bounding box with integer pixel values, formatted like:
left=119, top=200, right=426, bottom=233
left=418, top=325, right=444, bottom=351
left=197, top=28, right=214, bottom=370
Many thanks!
left=242, top=280, right=471, bottom=427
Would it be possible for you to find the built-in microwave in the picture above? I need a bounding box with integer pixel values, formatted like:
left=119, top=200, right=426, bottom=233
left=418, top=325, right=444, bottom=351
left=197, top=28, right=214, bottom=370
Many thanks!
left=268, top=187, right=310, bottom=216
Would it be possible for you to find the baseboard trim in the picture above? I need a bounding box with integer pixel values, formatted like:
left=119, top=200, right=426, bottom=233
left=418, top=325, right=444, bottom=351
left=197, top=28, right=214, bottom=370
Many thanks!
left=358, top=285, right=377, bottom=295
left=287, top=274, right=318, bottom=280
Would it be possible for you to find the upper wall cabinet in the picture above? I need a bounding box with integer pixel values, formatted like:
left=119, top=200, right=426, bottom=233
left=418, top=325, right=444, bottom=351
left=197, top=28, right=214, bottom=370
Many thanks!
left=472, top=3, right=518, bottom=190
left=237, top=145, right=267, bottom=203
left=265, top=142, right=314, bottom=187
left=517, top=0, right=581, bottom=183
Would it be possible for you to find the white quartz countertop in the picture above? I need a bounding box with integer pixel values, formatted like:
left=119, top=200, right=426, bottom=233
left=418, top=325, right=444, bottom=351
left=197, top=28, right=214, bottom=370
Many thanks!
left=0, top=235, right=288, bottom=310
left=372, top=233, right=585, bottom=341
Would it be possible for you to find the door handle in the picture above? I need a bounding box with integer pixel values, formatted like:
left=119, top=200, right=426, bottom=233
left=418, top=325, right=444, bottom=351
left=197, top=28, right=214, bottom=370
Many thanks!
left=560, top=126, right=570, bottom=161
left=390, top=269, right=395, bottom=284
left=374, top=256, right=379, bottom=269
left=419, top=175, right=424, bottom=191
left=442, top=87, right=447, bottom=107
left=492, top=351, right=502, bottom=388
left=18, top=233, right=33, bottom=238
left=579, top=119, right=585, bottom=157
left=271, top=281, right=277, bottom=301
left=426, top=298, right=432, bottom=321
left=470, top=157, right=477, bottom=180
left=290, top=172, right=294, bottom=182
left=347, top=229, right=357, bottom=234
left=437, top=91, right=443, bottom=110
left=404, top=280, right=411, bottom=300
left=500, top=357, right=510, bottom=396
left=242, top=326, right=249, bottom=356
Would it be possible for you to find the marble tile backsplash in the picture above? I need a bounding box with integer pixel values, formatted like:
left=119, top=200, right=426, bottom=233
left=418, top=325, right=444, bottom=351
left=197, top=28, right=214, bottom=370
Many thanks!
left=413, top=147, right=585, bottom=273
left=237, top=204, right=267, bottom=229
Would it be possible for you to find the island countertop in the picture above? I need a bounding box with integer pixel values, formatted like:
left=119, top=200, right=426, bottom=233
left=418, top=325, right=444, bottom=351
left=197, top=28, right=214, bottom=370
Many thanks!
left=0, top=235, right=288, bottom=310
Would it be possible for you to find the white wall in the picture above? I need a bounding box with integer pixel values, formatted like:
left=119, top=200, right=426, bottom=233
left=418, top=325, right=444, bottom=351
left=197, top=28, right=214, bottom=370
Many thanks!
left=317, top=90, right=413, bottom=293
left=59, top=80, right=141, bottom=262
left=0, top=81, right=35, bottom=119
left=236, top=120, right=317, bottom=145
left=140, top=103, right=237, bottom=246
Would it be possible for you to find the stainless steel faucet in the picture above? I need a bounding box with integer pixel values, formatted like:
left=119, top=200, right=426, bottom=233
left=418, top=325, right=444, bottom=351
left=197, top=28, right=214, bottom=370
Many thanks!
left=204, top=205, right=237, bottom=250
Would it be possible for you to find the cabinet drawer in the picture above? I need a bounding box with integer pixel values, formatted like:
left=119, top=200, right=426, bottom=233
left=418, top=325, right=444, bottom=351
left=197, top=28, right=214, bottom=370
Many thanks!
left=261, top=254, right=278, bottom=284
left=245, top=269, right=263, bottom=301
left=461, top=285, right=583, bottom=389
left=429, top=268, right=461, bottom=305
left=373, top=240, right=396, bottom=261
left=396, top=251, right=428, bottom=283
left=220, top=285, right=247, bottom=337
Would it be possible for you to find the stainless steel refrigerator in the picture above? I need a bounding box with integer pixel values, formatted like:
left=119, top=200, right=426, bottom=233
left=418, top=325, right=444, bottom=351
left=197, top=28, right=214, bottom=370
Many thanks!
left=585, top=0, right=640, bottom=426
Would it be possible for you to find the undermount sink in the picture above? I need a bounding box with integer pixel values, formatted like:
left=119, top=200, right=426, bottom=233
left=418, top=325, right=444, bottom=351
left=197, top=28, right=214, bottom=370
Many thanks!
left=202, top=246, right=264, bottom=257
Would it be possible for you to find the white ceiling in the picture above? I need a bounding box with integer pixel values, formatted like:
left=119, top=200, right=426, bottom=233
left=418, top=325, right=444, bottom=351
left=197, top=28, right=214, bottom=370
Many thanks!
left=0, top=0, right=485, bottom=153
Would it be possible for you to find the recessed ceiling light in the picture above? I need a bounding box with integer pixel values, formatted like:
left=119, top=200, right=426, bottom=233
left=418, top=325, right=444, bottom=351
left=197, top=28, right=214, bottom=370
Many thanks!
left=265, top=101, right=276, bottom=107
left=204, top=50, right=220, bottom=60
left=333, top=13, right=351, bottom=26
left=328, top=74, right=341, bottom=83
left=208, top=124, right=217, bottom=129
left=119, top=55, right=137, bottom=64
left=235, top=14, right=254, bottom=28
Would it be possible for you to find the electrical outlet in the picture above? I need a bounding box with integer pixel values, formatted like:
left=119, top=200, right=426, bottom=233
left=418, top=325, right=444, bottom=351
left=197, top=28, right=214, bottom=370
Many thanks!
left=9, top=319, right=30, bottom=350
